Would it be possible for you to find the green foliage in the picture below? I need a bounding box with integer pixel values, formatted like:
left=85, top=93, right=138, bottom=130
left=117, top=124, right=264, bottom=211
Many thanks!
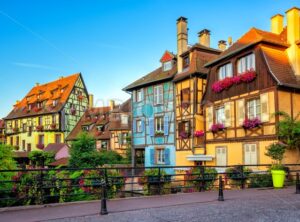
left=226, top=166, right=252, bottom=186
left=275, top=111, right=300, bottom=150
left=143, top=168, right=171, bottom=195
left=97, top=151, right=123, bottom=166
left=186, top=167, right=218, bottom=191
left=249, top=173, right=273, bottom=188
left=270, top=164, right=286, bottom=171
left=125, top=134, right=132, bottom=163
left=28, top=151, right=55, bottom=167
left=265, top=143, right=286, bottom=164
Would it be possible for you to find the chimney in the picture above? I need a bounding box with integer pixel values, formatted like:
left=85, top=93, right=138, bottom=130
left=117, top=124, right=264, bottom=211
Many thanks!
left=271, top=14, right=284, bottom=34
left=218, top=40, right=227, bottom=51
left=177, top=16, right=188, bottom=73
left=109, top=100, right=115, bottom=110
left=198, top=29, right=210, bottom=47
left=89, top=94, right=94, bottom=108
left=228, top=36, right=233, bottom=46
left=286, top=7, right=300, bottom=76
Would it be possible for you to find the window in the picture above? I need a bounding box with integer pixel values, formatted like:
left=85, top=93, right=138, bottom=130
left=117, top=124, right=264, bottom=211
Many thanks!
left=16, top=136, right=19, bottom=146
left=136, top=90, right=143, bottom=102
left=215, top=106, right=225, bottom=125
left=22, top=123, right=26, bottom=132
left=82, top=126, right=89, bottom=131
left=178, top=121, right=190, bottom=138
left=27, top=143, right=31, bottom=152
left=28, top=126, right=32, bottom=137
left=38, top=117, right=43, bottom=126
left=154, top=85, right=163, bottom=105
left=121, top=114, right=129, bottom=125
left=163, top=61, right=172, bottom=71
left=136, top=120, right=142, bottom=132
left=181, top=88, right=190, bottom=107
left=244, top=144, right=258, bottom=165
left=101, top=141, right=108, bottom=149
left=28, top=104, right=32, bottom=110
left=52, top=99, right=58, bottom=107
left=15, top=120, right=18, bottom=128
left=38, top=134, right=44, bottom=145
left=183, top=55, right=189, bottom=68
left=155, top=116, right=164, bottom=132
left=22, top=140, right=26, bottom=151
left=55, top=134, right=61, bottom=143
left=122, top=133, right=128, bottom=145
left=52, top=115, right=56, bottom=124
left=218, top=63, right=232, bottom=80
left=10, top=137, right=13, bottom=146
left=237, top=53, right=255, bottom=74
left=156, top=148, right=165, bottom=164
left=216, top=147, right=227, bottom=166
left=37, top=102, right=43, bottom=108
left=96, top=125, right=104, bottom=132
left=247, top=98, right=261, bottom=119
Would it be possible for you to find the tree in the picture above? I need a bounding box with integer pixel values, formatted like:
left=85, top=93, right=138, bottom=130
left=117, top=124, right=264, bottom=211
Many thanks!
left=125, top=133, right=132, bottom=163
left=265, top=143, right=286, bottom=165
left=28, top=151, right=55, bottom=167
left=275, top=111, right=300, bottom=151
left=69, top=132, right=98, bottom=168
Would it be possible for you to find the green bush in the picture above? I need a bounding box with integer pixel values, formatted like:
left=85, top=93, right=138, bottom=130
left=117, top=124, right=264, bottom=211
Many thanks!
left=28, top=151, right=55, bottom=167
left=249, top=173, right=273, bottom=188
left=225, top=166, right=252, bottom=187
left=143, top=168, right=171, bottom=195
left=186, top=167, right=218, bottom=191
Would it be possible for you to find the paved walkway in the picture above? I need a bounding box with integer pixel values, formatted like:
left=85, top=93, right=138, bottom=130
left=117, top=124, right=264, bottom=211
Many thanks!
left=0, top=186, right=299, bottom=222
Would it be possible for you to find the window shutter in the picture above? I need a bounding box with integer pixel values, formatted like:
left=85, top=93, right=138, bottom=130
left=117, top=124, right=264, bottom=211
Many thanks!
left=244, top=144, right=250, bottom=165
left=141, top=119, right=145, bottom=132
left=150, top=149, right=155, bottom=165
left=153, top=87, right=157, bottom=104
left=206, top=106, right=213, bottom=129
left=133, top=91, right=136, bottom=102
left=149, top=118, right=154, bottom=136
left=118, top=133, right=122, bottom=145
left=224, top=102, right=232, bottom=127
left=164, top=148, right=170, bottom=165
left=133, top=119, right=136, bottom=133
left=159, top=85, right=163, bottom=104
left=164, top=115, right=169, bottom=136
left=260, top=93, right=269, bottom=122
left=236, top=99, right=245, bottom=126
left=140, top=89, right=144, bottom=101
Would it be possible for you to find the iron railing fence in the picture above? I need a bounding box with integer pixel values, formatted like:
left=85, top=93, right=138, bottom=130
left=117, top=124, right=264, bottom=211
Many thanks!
left=1, top=164, right=300, bottom=208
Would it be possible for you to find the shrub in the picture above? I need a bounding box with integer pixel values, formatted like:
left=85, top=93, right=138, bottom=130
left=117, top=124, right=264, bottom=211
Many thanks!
left=185, top=167, right=218, bottom=191
left=249, top=173, right=273, bottom=188
left=142, top=169, right=171, bottom=195
left=225, top=166, right=252, bottom=186
left=28, top=151, right=55, bottom=167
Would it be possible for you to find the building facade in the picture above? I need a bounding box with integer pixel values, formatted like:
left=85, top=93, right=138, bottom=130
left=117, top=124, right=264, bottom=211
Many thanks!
left=4, top=73, right=89, bottom=153
left=202, top=7, right=300, bottom=168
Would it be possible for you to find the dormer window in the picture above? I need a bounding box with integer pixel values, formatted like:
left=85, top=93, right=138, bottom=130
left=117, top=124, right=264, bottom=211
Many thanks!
left=183, top=55, right=190, bottom=68
left=121, top=114, right=129, bottom=125
left=237, top=53, right=255, bottom=74
left=28, top=104, right=32, bottom=110
left=218, top=63, right=233, bottom=80
left=163, top=61, right=172, bottom=71
left=96, top=125, right=104, bottom=132
left=82, top=126, right=89, bottom=131
left=37, top=102, right=42, bottom=108
left=52, top=99, right=58, bottom=107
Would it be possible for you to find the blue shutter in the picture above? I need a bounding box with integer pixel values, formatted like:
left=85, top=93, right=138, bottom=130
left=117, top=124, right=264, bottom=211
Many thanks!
left=141, top=119, right=145, bottom=132
left=149, top=118, right=154, bottom=137
left=150, top=149, right=155, bottom=165
left=164, top=148, right=170, bottom=165
left=133, top=119, right=136, bottom=133
left=164, top=115, right=169, bottom=136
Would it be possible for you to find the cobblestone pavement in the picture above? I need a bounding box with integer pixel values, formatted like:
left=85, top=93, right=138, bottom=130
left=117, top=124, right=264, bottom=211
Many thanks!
left=1, top=187, right=300, bottom=222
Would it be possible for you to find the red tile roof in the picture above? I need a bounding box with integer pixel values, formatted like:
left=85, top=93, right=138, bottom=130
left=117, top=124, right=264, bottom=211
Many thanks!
left=109, top=100, right=131, bottom=131
left=5, top=73, right=81, bottom=120
left=49, top=157, right=69, bottom=166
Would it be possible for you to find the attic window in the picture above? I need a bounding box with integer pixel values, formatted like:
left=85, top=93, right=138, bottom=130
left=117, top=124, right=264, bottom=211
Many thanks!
left=183, top=55, right=189, bottom=68
left=163, top=61, right=172, bottom=71
left=28, top=104, right=32, bottom=110
left=96, top=125, right=104, bottom=132
left=52, top=99, right=58, bottom=107
left=82, top=126, right=89, bottom=131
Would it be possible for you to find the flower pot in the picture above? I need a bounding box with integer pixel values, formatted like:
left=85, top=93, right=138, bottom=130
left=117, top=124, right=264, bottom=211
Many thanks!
left=271, top=170, right=285, bottom=188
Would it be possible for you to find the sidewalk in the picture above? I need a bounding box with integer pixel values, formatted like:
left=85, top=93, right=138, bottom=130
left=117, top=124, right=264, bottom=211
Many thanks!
left=0, top=186, right=298, bottom=222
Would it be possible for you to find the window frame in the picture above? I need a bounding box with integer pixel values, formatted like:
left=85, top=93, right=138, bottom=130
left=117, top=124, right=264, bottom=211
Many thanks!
left=243, top=143, right=259, bottom=166
left=136, top=119, right=142, bottom=133
left=163, top=61, right=172, bottom=71
left=156, top=148, right=165, bottom=164
left=215, top=106, right=225, bottom=125
left=136, top=90, right=143, bottom=102
left=154, top=84, right=163, bottom=105
left=218, top=63, right=233, bottom=80
left=155, top=116, right=164, bottom=132
left=246, top=98, right=261, bottom=120
left=237, top=53, right=255, bottom=74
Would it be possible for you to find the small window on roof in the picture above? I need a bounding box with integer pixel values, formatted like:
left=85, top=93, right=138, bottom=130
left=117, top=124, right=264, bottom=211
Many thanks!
left=218, top=63, right=233, bottom=80
left=163, top=61, right=172, bottom=71
left=82, top=126, right=89, bottom=131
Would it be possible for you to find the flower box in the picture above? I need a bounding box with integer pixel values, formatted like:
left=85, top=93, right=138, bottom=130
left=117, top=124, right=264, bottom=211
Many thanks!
left=179, top=131, right=189, bottom=139
left=242, top=117, right=262, bottom=129
left=210, top=123, right=225, bottom=133
left=50, top=123, right=57, bottom=130
left=36, top=144, right=44, bottom=149
left=194, top=130, right=205, bottom=137
left=155, top=131, right=164, bottom=136
left=36, top=125, right=44, bottom=132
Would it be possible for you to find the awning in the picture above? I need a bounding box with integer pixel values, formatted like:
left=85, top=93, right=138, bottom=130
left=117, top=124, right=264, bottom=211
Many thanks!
left=186, top=154, right=214, bottom=161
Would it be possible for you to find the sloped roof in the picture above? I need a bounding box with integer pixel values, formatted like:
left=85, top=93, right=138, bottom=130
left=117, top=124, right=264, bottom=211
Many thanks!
left=49, top=157, right=69, bottom=166
left=205, top=27, right=289, bottom=67
left=5, top=73, right=82, bottom=120
left=66, top=106, right=111, bottom=141
left=111, top=99, right=131, bottom=113
left=123, top=63, right=177, bottom=91
left=44, top=143, right=68, bottom=153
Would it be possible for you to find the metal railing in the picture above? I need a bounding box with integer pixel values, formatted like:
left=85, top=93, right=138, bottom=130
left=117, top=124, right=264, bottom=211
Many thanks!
left=1, top=164, right=300, bottom=212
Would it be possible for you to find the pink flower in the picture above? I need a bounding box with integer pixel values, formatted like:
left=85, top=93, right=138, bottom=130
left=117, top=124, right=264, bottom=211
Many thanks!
left=194, top=130, right=205, bottom=137
left=242, top=117, right=261, bottom=129
left=210, top=123, right=225, bottom=133
left=212, top=81, right=223, bottom=93
left=232, top=75, right=242, bottom=84
left=240, top=69, right=256, bottom=83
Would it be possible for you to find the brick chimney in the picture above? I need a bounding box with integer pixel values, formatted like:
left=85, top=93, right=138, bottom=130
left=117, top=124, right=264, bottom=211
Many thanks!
left=218, top=40, right=227, bottom=51
left=271, top=14, right=284, bottom=34
left=286, top=7, right=300, bottom=76
left=109, top=100, right=115, bottom=110
left=89, top=94, right=94, bottom=108
left=177, top=16, right=188, bottom=73
left=198, top=29, right=210, bottom=47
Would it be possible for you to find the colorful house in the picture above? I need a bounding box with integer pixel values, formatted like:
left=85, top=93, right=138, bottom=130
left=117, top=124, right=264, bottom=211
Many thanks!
left=109, top=99, right=131, bottom=157
left=4, top=73, right=89, bottom=153
left=124, top=51, right=177, bottom=168
left=173, top=17, right=221, bottom=166
left=202, top=7, right=300, bottom=167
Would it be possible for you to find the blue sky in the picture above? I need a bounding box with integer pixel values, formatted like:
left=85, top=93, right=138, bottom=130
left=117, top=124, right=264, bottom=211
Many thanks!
left=0, top=0, right=299, bottom=118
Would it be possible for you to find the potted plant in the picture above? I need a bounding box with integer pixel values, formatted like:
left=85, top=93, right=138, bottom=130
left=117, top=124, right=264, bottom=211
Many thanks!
left=155, top=130, right=164, bottom=137
left=265, top=142, right=286, bottom=188
left=210, top=123, right=225, bottom=134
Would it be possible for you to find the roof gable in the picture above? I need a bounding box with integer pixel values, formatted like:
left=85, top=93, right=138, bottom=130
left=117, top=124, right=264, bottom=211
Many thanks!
left=160, top=50, right=175, bottom=63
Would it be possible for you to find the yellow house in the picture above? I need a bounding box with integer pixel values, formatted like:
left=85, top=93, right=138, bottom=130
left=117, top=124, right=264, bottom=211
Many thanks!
left=202, top=7, right=300, bottom=167
left=173, top=17, right=221, bottom=166
left=4, top=73, right=89, bottom=154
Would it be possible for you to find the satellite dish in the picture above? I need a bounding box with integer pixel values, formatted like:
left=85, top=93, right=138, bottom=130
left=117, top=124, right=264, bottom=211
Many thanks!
left=142, top=104, right=153, bottom=118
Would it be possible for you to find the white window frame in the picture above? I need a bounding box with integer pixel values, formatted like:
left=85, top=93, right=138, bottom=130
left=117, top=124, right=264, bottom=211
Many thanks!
left=218, top=63, right=233, bottom=80
left=154, top=84, right=163, bottom=105
left=163, top=61, right=172, bottom=71
left=247, top=98, right=261, bottom=119
left=122, top=133, right=128, bottom=145
left=136, top=90, right=142, bottom=102
left=237, top=53, right=255, bottom=74
left=215, top=106, right=225, bottom=125
left=244, top=143, right=258, bottom=166
left=121, top=114, right=128, bottom=125
left=155, top=116, right=164, bottom=132
left=136, top=120, right=142, bottom=132
left=156, top=148, right=165, bottom=164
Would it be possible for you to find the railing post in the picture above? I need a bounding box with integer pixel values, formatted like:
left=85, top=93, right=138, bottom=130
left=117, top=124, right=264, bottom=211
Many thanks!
left=218, top=176, right=224, bottom=201
left=39, top=169, right=44, bottom=205
left=158, top=167, right=161, bottom=195
left=100, top=168, right=108, bottom=215
left=239, top=165, right=245, bottom=189
left=296, top=172, right=300, bottom=194
left=199, top=166, right=205, bottom=192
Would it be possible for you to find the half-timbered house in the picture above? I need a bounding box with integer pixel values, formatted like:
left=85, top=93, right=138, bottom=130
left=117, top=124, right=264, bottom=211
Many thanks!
left=202, top=7, right=300, bottom=167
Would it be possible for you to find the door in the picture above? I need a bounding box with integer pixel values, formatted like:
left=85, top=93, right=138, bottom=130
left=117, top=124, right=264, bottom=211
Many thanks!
left=244, top=144, right=258, bottom=166
left=216, top=147, right=227, bottom=172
